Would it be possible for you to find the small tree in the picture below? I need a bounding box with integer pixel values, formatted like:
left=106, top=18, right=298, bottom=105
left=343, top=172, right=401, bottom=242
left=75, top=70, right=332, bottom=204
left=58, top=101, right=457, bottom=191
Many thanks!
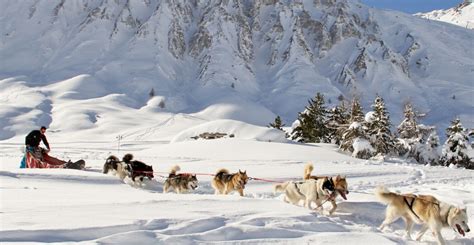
left=269, top=115, right=285, bottom=130
left=366, top=96, right=395, bottom=155
left=339, top=97, right=371, bottom=158
left=415, top=131, right=440, bottom=165
left=397, top=102, right=419, bottom=139
left=441, top=118, right=473, bottom=169
left=340, top=122, right=373, bottom=159
left=395, top=102, right=420, bottom=157
left=291, top=93, right=329, bottom=143
left=327, top=100, right=350, bottom=145
left=349, top=97, right=365, bottom=123
left=149, top=88, right=155, bottom=98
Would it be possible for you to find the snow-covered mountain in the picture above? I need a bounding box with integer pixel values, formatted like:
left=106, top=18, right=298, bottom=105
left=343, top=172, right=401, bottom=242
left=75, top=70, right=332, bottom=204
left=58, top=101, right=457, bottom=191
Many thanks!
left=415, top=0, right=474, bottom=29
left=1, top=0, right=473, bottom=141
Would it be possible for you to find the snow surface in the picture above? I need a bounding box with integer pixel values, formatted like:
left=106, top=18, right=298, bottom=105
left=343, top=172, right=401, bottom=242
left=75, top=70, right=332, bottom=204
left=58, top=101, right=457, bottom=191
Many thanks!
left=1, top=130, right=473, bottom=244
left=0, top=0, right=473, bottom=144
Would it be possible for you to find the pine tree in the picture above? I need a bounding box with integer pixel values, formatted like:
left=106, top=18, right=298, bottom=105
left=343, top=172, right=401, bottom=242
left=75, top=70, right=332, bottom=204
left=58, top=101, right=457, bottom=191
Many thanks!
left=269, top=115, right=285, bottom=130
left=395, top=102, right=420, bottom=157
left=415, top=131, right=440, bottom=165
left=327, top=100, right=350, bottom=145
left=291, top=93, right=329, bottom=143
left=149, top=88, right=155, bottom=98
left=340, top=97, right=371, bottom=158
left=397, top=102, right=419, bottom=139
left=366, top=96, right=394, bottom=155
left=349, top=97, right=364, bottom=123
left=441, top=118, right=473, bottom=169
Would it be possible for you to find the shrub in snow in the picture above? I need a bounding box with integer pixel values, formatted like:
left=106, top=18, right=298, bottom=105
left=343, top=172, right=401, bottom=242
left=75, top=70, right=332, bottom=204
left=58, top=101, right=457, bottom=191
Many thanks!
left=415, top=131, right=440, bottom=165
left=352, top=137, right=375, bottom=159
left=291, top=92, right=329, bottom=143
left=440, top=118, right=473, bottom=169
left=339, top=98, right=371, bottom=159
left=340, top=122, right=372, bottom=159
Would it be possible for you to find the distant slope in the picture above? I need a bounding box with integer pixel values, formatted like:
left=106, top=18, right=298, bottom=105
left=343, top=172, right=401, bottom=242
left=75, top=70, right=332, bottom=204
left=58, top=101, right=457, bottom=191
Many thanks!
left=415, top=1, right=474, bottom=29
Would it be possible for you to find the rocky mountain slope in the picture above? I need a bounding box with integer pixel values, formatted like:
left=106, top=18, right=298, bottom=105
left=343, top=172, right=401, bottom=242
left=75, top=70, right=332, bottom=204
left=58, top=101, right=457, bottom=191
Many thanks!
left=1, top=0, right=473, bottom=140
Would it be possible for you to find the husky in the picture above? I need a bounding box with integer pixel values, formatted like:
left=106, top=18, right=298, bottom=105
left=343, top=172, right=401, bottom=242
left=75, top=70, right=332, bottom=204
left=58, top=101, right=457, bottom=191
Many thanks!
left=274, top=177, right=339, bottom=213
left=376, top=186, right=470, bottom=245
left=122, top=153, right=154, bottom=185
left=163, top=165, right=198, bottom=194
left=303, top=163, right=349, bottom=214
left=102, top=155, right=128, bottom=180
left=211, top=169, right=248, bottom=196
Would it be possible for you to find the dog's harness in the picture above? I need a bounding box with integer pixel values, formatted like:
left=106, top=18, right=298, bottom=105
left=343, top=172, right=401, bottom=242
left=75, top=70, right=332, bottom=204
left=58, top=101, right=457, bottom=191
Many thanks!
left=294, top=182, right=305, bottom=197
left=404, top=196, right=422, bottom=221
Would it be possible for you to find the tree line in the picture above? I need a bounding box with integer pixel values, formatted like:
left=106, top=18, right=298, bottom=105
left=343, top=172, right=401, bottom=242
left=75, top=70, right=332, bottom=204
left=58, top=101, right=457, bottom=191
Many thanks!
left=269, top=93, right=473, bottom=169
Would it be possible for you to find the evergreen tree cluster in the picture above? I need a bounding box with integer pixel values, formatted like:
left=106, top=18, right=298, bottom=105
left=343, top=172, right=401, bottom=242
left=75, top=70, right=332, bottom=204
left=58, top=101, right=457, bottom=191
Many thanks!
left=272, top=93, right=474, bottom=169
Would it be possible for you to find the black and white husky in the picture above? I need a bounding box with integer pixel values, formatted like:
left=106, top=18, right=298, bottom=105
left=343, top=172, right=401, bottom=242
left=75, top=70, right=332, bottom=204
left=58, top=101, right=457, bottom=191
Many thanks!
left=163, top=165, right=198, bottom=194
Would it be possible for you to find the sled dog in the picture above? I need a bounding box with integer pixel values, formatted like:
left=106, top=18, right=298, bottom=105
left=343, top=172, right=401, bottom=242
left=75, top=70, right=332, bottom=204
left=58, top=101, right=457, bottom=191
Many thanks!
left=163, top=165, right=198, bottom=194
left=376, top=186, right=470, bottom=245
left=102, top=155, right=128, bottom=180
left=122, top=153, right=154, bottom=185
left=274, top=177, right=340, bottom=213
left=303, top=163, right=349, bottom=214
left=212, top=169, right=248, bottom=196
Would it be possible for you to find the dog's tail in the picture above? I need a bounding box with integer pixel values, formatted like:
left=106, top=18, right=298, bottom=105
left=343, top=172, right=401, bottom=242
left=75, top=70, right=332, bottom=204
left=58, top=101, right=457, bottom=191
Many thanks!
left=375, top=186, right=398, bottom=204
left=274, top=181, right=290, bottom=193
left=214, top=168, right=229, bottom=180
left=170, top=165, right=180, bottom=175
left=122, top=153, right=134, bottom=163
left=304, top=163, right=314, bottom=180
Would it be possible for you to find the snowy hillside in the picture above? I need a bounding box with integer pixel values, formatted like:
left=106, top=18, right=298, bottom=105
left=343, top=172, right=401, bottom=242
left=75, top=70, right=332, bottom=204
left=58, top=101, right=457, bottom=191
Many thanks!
left=1, top=138, right=473, bottom=244
left=415, top=1, right=474, bottom=29
left=1, top=0, right=473, bottom=143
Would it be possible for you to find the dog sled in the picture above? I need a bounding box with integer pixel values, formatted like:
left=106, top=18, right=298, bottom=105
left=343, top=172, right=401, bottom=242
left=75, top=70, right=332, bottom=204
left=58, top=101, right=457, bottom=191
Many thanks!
left=20, top=147, right=85, bottom=170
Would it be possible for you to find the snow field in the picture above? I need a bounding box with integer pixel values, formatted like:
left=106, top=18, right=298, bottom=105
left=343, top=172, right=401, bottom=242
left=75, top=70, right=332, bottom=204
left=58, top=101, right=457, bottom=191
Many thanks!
left=1, top=139, right=473, bottom=244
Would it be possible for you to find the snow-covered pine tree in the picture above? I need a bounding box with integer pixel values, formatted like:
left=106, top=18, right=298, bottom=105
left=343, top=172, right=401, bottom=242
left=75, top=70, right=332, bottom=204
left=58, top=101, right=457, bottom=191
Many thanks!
left=366, top=96, right=395, bottom=155
left=342, top=122, right=374, bottom=159
left=340, top=97, right=373, bottom=158
left=349, top=97, right=365, bottom=123
left=291, top=93, right=329, bottom=143
left=441, top=118, right=473, bottom=169
left=327, top=100, right=350, bottom=145
left=416, top=131, right=440, bottom=165
left=395, top=102, right=420, bottom=156
left=397, top=102, right=419, bottom=139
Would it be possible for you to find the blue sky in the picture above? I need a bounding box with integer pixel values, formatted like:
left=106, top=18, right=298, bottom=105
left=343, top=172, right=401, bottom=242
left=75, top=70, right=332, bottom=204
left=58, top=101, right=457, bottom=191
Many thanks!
left=360, top=0, right=462, bottom=14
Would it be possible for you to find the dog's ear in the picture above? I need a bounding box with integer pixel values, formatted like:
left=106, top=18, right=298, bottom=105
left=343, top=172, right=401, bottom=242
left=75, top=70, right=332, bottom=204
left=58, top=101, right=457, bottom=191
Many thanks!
left=336, top=175, right=341, bottom=181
